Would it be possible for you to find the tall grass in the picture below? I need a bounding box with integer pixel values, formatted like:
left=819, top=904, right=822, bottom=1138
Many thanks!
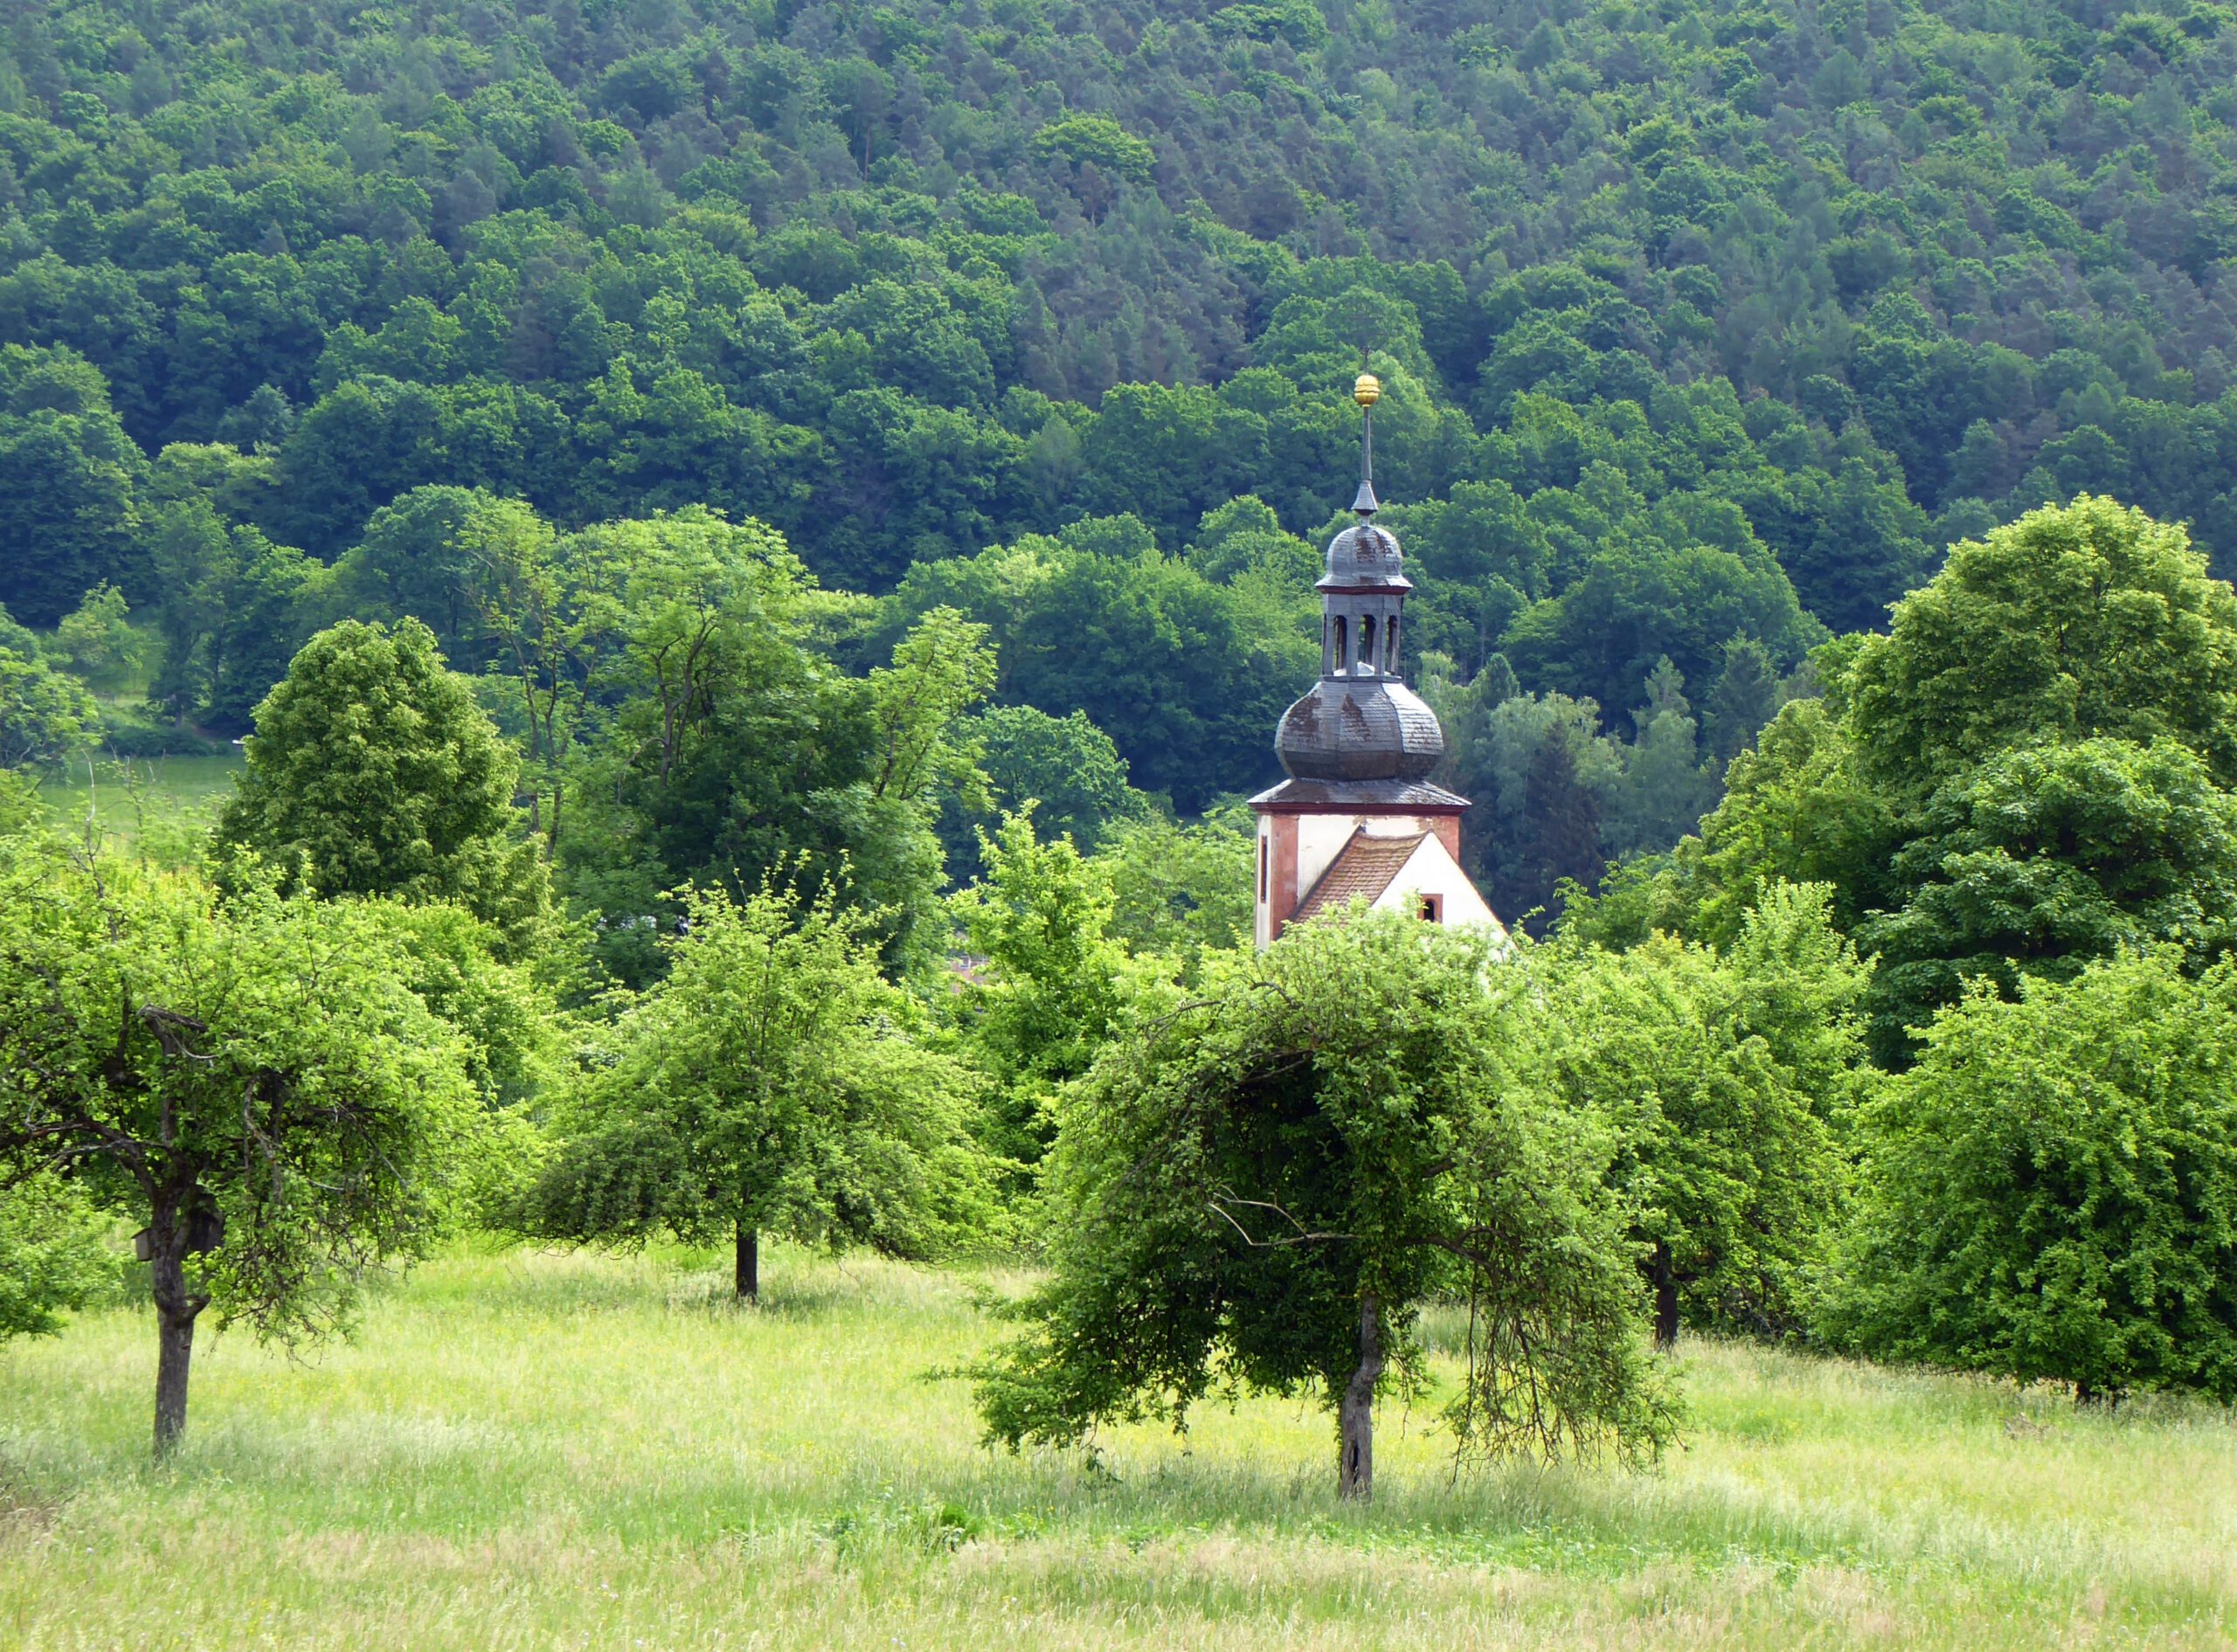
left=2, top=1245, right=2230, bottom=1649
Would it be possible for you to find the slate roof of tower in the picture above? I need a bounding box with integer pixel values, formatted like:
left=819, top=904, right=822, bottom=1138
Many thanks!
left=1319, top=521, right=1412, bottom=591
left=1290, top=829, right=1430, bottom=923
left=1275, top=677, right=1445, bottom=783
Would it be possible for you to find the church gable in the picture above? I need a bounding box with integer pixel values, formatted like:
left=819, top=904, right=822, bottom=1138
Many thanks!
left=1288, top=827, right=1506, bottom=939
left=1292, top=829, right=1429, bottom=923
left=1368, top=834, right=1505, bottom=936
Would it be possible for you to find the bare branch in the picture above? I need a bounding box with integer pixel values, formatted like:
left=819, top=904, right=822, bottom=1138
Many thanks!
left=1205, top=1187, right=1354, bottom=1248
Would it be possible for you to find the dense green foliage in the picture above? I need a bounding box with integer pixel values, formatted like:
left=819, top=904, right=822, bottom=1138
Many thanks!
left=947, top=808, right=1131, bottom=1169
left=1573, top=498, right=2237, bottom=1058
left=15, top=0, right=2237, bottom=826
left=0, top=840, right=487, bottom=1448
left=1846, top=494, right=2237, bottom=791
left=1856, top=734, right=2237, bottom=1042
left=0, top=619, right=97, bottom=770
left=1538, top=883, right=1869, bottom=1343
left=1832, top=950, right=2237, bottom=1403
left=942, top=702, right=1148, bottom=866
left=15, top=0, right=2237, bottom=1467
left=217, top=616, right=551, bottom=945
left=0, top=1170, right=110, bottom=1340
left=519, top=879, right=994, bottom=1285
left=972, top=912, right=1679, bottom=1486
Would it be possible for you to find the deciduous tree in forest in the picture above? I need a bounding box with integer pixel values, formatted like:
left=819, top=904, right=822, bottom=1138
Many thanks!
left=334, top=485, right=556, bottom=672
left=0, top=637, right=97, bottom=772
left=1848, top=496, right=2237, bottom=792
left=1512, top=731, right=1605, bottom=932
left=1857, top=736, right=2237, bottom=1059
left=51, top=582, right=143, bottom=693
left=1539, top=885, right=1869, bottom=1344
left=949, top=704, right=1145, bottom=863
left=216, top=618, right=549, bottom=950
left=559, top=513, right=990, bottom=981
left=949, top=808, right=1131, bottom=1169
left=1832, top=950, right=2237, bottom=1403
left=0, top=345, right=148, bottom=627
left=1583, top=501, right=2237, bottom=1058
left=1093, top=805, right=1257, bottom=973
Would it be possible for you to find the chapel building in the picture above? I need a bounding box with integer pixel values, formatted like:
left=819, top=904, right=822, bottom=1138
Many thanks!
left=1249, top=376, right=1505, bottom=949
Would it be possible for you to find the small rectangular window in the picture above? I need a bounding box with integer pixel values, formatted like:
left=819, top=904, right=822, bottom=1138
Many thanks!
left=1418, top=894, right=1443, bottom=923
left=1259, top=837, right=1269, bottom=902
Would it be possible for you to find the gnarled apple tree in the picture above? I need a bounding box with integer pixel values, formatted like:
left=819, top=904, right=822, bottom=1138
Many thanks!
left=0, top=842, right=482, bottom=1456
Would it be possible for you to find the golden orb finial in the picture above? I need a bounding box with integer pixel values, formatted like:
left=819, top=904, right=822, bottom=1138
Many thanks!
left=1353, top=372, right=1382, bottom=408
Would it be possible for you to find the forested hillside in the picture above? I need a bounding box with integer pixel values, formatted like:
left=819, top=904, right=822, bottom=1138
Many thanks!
left=7, top=0, right=2237, bottom=862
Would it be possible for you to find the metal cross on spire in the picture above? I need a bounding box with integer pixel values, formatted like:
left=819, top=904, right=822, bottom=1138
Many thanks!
left=1351, top=366, right=1382, bottom=517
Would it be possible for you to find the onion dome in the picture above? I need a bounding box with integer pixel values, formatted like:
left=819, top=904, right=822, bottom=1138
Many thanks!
left=1276, top=679, right=1444, bottom=782
left=1270, top=370, right=1446, bottom=785
left=1319, top=520, right=1410, bottom=592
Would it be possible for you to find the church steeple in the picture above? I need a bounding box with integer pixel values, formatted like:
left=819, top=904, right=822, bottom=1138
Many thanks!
left=1248, top=375, right=1500, bottom=948
left=1273, top=375, right=1443, bottom=783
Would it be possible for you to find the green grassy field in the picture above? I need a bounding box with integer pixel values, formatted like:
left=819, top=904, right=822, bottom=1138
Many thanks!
left=3, top=1248, right=2232, bottom=1649
left=35, top=752, right=243, bottom=848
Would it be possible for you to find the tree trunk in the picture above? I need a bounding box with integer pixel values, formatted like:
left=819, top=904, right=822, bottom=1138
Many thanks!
left=153, top=1301, right=197, bottom=1458
left=148, top=1213, right=203, bottom=1459
left=1337, top=1294, right=1383, bottom=1501
left=1651, top=1241, right=1679, bottom=1351
left=734, top=1222, right=758, bottom=1303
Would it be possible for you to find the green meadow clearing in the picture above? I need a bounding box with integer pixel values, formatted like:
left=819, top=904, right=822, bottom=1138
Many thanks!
left=2, top=1246, right=2231, bottom=1650
left=34, top=753, right=243, bottom=847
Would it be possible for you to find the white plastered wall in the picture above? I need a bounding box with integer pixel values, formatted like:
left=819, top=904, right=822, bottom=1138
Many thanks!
left=1367, top=834, right=1507, bottom=942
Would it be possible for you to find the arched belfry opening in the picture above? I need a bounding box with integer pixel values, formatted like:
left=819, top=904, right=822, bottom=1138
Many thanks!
left=1248, top=373, right=1505, bottom=950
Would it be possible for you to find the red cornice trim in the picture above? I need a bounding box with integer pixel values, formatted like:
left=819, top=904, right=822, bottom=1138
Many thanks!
left=1250, top=798, right=1467, bottom=817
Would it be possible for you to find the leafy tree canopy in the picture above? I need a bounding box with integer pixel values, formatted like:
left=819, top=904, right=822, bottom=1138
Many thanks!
left=1831, top=950, right=2237, bottom=1403
left=1857, top=736, right=2237, bottom=1061
left=519, top=879, right=995, bottom=1297
left=1849, top=497, right=2237, bottom=792
left=1537, top=883, right=1869, bottom=1344
left=0, top=1171, right=110, bottom=1343
left=970, top=913, right=1679, bottom=1497
left=217, top=619, right=550, bottom=950
left=0, top=843, right=486, bottom=1453
left=1571, top=501, right=2237, bottom=1059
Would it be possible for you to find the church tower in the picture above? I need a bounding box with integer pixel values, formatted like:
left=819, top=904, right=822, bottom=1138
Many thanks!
left=1249, top=375, right=1503, bottom=948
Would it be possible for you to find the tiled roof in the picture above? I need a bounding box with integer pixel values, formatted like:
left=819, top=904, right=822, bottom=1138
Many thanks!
left=1291, top=829, right=1430, bottom=923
